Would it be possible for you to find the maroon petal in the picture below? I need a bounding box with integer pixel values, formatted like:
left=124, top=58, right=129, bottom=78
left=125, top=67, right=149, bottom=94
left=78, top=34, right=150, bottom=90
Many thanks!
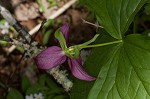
left=68, top=57, right=96, bottom=81
left=35, top=46, right=67, bottom=69
left=60, top=23, right=69, bottom=44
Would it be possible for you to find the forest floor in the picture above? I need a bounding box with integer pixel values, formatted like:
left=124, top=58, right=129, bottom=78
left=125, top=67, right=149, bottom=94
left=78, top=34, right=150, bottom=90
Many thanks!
left=0, top=0, right=96, bottom=98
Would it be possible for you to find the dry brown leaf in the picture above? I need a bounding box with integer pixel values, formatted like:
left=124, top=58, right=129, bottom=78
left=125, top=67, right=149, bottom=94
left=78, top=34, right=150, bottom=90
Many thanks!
left=15, top=2, right=40, bottom=21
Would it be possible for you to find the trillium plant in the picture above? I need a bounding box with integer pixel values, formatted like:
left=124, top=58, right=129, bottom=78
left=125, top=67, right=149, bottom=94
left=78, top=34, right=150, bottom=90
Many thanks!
left=1, top=0, right=150, bottom=98
left=35, top=23, right=122, bottom=81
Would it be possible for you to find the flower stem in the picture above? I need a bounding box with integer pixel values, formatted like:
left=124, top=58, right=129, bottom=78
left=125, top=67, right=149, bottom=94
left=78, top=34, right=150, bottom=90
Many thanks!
left=81, top=40, right=122, bottom=49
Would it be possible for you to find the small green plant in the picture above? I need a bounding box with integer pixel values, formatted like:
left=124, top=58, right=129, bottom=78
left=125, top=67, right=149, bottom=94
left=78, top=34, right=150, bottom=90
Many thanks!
left=41, top=19, right=55, bottom=45
left=37, top=0, right=46, bottom=13
left=48, top=0, right=58, bottom=8
left=4, top=74, right=69, bottom=99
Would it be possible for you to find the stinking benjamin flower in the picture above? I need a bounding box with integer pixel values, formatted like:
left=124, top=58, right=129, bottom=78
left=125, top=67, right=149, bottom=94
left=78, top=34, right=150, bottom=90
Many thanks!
left=35, top=23, right=99, bottom=81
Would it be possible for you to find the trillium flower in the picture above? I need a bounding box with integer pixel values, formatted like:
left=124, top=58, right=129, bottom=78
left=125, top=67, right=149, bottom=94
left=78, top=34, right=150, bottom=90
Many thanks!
left=35, top=23, right=98, bottom=81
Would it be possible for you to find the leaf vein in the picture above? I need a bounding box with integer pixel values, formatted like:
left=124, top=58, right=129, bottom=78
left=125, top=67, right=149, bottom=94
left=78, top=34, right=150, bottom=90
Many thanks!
left=106, top=1, right=121, bottom=38
left=115, top=44, right=122, bottom=98
left=133, top=82, right=141, bottom=99
left=98, top=44, right=121, bottom=98
left=127, top=68, right=133, bottom=99
left=125, top=41, right=150, bottom=53
left=124, top=46, right=150, bottom=97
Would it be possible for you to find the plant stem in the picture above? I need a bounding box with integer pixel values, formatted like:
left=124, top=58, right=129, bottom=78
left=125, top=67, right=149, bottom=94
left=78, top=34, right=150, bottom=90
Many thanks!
left=81, top=40, right=122, bottom=49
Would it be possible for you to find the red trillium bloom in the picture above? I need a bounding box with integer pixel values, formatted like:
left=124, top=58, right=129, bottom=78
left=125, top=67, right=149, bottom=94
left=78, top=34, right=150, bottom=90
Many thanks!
left=35, top=23, right=96, bottom=81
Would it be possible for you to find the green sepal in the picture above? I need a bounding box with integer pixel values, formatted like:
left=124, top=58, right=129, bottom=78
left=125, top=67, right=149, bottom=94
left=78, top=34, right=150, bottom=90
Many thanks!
left=72, top=46, right=80, bottom=58
left=77, top=34, right=99, bottom=49
left=66, top=46, right=80, bottom=58
left=65, top=34, right=99, bottom=59
left=54, top=29, right=67, bottom=50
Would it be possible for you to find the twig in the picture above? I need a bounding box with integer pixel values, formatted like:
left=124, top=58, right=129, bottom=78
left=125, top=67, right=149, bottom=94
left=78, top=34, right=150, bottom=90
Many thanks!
left=81, top=18, right=103, bottom=28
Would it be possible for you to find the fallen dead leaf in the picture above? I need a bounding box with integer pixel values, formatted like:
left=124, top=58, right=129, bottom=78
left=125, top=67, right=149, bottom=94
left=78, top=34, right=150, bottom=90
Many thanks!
left=15, top=2, right=40, bottom=21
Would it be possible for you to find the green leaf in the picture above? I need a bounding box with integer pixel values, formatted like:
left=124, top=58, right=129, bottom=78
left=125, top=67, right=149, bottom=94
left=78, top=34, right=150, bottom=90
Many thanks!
left=26, top=84, right=47, bottom=95
left=7, top=88, right=24, bottom=99
left=0, top=40, right=8, bottom=46
left=145, top=3, right=150, bottom=14
left=45, top=94, right=56, bottom=99
left=71, top=34, right=150, bottom=99
left=42, top=19, right=54, bottom=35
left=46, top=76, right=58, bottom=89
left=0, top=19, right=6, bottom=25
left=45, top=88, right=68, bottom=99
left=10, top=26, right=17, bottom=33
left=37, top=0, right=46, bottom=12
left=38, top=74, right=47, bottom=86
left=44, top=19, right=54, bottom=28
left=52, top=95, right=68, bottom=99
left=80, top=0, right=147, bottom=39
left=146, top=0, right=150, bottom=3
left=0, top=82, right=6, bottom=88
left=21, top=75, right=31, bottom=93
left=45, top=88, right=64, bottom=95
left=43, top=30, right=52, bottom=45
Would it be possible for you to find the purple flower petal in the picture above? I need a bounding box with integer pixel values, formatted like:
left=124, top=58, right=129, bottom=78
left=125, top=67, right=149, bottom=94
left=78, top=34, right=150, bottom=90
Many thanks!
left=68, top=57, right=96, bottom=81
left=35, top=46, right=67, bottom=69
left=60, top=23, right=69, bottom=44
